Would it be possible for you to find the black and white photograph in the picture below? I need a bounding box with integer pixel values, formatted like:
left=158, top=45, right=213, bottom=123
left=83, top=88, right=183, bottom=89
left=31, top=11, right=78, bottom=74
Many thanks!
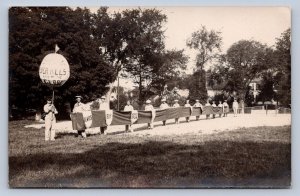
left=8, top=6, right=291, bottom=188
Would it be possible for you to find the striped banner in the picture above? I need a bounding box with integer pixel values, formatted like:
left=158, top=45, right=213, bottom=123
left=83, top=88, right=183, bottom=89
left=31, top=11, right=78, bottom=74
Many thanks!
left=70, top=106, right=223, bottom=130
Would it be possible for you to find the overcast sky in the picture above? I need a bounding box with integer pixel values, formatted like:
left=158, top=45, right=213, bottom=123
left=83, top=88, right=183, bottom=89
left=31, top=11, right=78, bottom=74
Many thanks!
left=89, top=6, right=291, bottom=88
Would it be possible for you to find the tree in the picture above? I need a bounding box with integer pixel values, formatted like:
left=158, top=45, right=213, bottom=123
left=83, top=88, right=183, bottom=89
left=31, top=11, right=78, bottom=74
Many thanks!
left=273, top=28, right=291, bottom=106
left=188, top=69, right=208, bottom=104
left=9, top=7, right=114, bottom=117
left=94, top=8, right=168, bottom=108
left=186, top=26, right=223, bottom=101
left=209, top=40, right=271, bottom=100
left=186, top=25, right=222, bottom=70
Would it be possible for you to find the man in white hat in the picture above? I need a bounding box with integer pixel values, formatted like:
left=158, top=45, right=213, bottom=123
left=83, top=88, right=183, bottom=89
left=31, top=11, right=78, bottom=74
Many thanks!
left=159, top=98, right=169, bottom=126
left=173, top=99, right=180, bottom=124
left=193, top=99, right=203, bottom=121
left=43, top=97, right=58, bottom=141
left=145, top=99, right=154, bottom=129
left=184, top=99, right=191, bottom=122
left=73, top=95, right=87, bottom=138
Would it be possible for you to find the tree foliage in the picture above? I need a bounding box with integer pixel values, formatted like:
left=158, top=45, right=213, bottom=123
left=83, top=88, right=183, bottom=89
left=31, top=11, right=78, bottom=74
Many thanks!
left=186, top=25, right=222, bottom=70
left=9, top=7, right=188, bottom=116
left=9, top=7, right=113, bottom=116
left=208, top=40, right=271, bottom=100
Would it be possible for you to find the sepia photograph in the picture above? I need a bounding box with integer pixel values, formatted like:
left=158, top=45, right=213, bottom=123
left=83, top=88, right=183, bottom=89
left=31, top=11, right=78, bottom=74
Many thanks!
left=8, top=6, right=291, bottom=188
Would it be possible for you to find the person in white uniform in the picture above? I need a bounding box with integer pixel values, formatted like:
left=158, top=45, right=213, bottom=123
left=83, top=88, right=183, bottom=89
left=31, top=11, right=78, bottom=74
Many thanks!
left=193, top=99, right=203, bottom=121
left=184, top=100, right=191, bottom=122
left=205, top=100, right=211, bottom=119
left=232, top=98, right=239, bottom=117
left=99, top=95, right=109, bottom=134
left=218, top=101, right=223, bottom=118
left=43, top=97, right=58, bottom=141
left=73, top=95, right=87, bottom=138
left=159, top=98, right=169, bottom=126
left=223, top=100, right=229, bottom=117
left=173, top=99, right=180, bottom=124
left=145, top=99, right=154, bottom=129
left=124, top=100, right=134, bottom=132
left=212, top=101, right=217, bottom=118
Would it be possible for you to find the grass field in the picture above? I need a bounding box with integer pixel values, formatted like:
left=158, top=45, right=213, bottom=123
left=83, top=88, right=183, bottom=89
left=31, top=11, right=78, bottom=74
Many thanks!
left=9, top=120, right=291, bottom=188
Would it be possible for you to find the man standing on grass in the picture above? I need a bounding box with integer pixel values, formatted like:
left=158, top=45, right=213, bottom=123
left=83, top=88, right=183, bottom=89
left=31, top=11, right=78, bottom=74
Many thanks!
left=73, top=95, right=87, bottom=138
left=44, top=97, right=58, bottom=141
left=184, top=100, right=191, bottom=122
left=145, top=99, right=154, bottom=129
left=173, top=99, right=180, bottom=124
left=124, top=100, right=134, bottom=132
left=160, top=98, right=169, bottom=126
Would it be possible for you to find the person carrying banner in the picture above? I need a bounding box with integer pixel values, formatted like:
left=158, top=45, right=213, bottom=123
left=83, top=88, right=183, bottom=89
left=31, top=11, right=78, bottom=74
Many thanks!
left=223, top=100, right=229, bottom=117
left=205, top=100, right=211, bottom=119
left=43, top=97, right=58, bottom=141
left=145, top=99, right=154, bottom=129
left=233, top=98, right=239, bottom=117
left=218, top=101, right=223, bottom=118
left=184, top=100, right=191, bottom=122
left=193, top=99, right=202, bottom=121
left=99, top=95, right=109, bottom=135
left=73, top=95, right=87, bottom=138
left=212, top=101, right=217, bottom=118
left=173, top=99, right=180, bottom=124
left=124, top=100, right=134, bottom=132
left=159, top=98, right=169, bottom=126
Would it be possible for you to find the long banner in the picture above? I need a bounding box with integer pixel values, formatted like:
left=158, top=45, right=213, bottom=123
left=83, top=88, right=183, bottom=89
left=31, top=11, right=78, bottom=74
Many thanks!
left=70, top=106, right=222, bottom=130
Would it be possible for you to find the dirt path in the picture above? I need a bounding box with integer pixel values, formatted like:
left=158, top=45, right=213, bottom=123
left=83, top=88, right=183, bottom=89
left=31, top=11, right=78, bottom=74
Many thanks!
left=25, top=113, right=291, bottom=136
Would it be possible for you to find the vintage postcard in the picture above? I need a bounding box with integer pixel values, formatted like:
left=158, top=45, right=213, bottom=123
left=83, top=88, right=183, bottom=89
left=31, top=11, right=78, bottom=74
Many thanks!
left=8, top=6, right=291, bottom=188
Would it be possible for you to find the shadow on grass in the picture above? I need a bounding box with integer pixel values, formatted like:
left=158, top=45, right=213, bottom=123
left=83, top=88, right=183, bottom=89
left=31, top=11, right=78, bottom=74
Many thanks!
left=9, top=138, right=291, bottom=188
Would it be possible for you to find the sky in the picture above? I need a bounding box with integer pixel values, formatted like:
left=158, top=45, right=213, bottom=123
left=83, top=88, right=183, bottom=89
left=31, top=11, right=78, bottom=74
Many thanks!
left=89, top=6, right=291, bottom=88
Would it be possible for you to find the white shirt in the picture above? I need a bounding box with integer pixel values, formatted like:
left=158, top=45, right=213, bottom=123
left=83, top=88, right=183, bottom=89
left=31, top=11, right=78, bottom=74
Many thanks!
left=212, top=103, right=217, bottom=107
left=73, top=102, right=87, bottom=113
left=99, top=102, right=110, bottom=110
left=205, top=103, right=211, bottom=106
left=232, top=101, right=239, bottom=109
left=160, top=103, right=169, bottom=109
left=145, top=104, right=154, bottom=111
left=173, top=103, right=180, bottom=108
left=44, top=104, right=58, bottom=120
left=124, top=105, right=134, bottom=111
left=184, top=103, right=191, bottom=107
left=193, top=103, right=203, bottom=107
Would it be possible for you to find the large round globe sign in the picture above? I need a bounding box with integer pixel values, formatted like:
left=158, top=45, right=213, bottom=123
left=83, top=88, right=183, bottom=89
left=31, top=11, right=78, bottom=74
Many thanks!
left=39, top=53, right=70, bottom=86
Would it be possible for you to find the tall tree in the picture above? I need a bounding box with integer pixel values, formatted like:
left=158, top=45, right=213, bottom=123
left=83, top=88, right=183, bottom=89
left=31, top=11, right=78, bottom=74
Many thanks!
left=94, top=8, right=168, bottom=107
left=273, top=28, right=291, bottom=106
left=186, top=26, right=222, bottom=101
left=208, top=40, right=271, bottom=100
left=186, top=25, right=222, bottom=70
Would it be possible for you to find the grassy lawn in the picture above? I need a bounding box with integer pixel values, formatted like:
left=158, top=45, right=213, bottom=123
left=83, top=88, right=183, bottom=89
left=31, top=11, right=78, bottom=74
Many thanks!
left=9, top=120, right=291, bottom=188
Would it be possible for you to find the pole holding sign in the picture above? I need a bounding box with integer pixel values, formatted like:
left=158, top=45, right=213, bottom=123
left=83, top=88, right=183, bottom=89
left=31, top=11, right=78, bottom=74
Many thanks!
left=39, top=45, right=70, bottom=102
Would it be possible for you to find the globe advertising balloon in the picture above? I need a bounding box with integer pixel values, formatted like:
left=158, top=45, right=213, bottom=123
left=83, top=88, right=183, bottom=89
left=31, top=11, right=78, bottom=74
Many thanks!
left=39, top=53, right=70, bottom=86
